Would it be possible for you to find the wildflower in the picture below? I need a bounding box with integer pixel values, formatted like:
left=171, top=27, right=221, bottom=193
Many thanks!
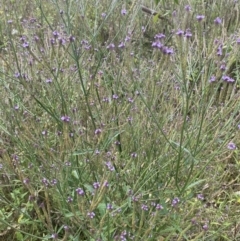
left=196, top=15, right=205, bottom=21
left=125, top=35, right=131, bottom=42
left=197, top=194, right=204, bottom=200
left=87, top=211, right=95, bottom=218
left=152, top=40, right=163, bottom=49
left=222, top=75, right=235, bottom=83
left=131, top=152, right=137, bottom=158
left=95, top=149, right=100, bottom=155
left=202, top=223, right=208, bottom=231
left=105, top=161, right=115, bottom=171
left=118, top=42, right=125, bottom=48
left=63, top=225, right=69, bottom=230
left=106, top=43, right=115, bottom=50
left=227, top=142, right=236, bottom=150
left=156, top=204, right=163, bottom=210
left=76, top=187, right=85, bottom=196
left=237, top=38, right=240, bottom=44
left=121, top=9, right=127, bottom=15
left=154, top=33, right=165, bottom=39
left=101, top=12, right=106, bottom=18
left=162, top=46, right=174, bottom=55
left=141, top=204, right=148, bottom=211
left=185, top=5, right=191, bottom=11
left=67, top=196, right=73, bottom=203
left=61, top=115, right=70, bottom=122
left=172, top=197, right=180, bottom=206
left=176, top=29, right=184, bottom=36
left=42, top=130, right=47, bottom=135
left=53, top=31, right=59, bottom=39
left=214, top=17, right=222, bottom=25
left=217, top=45, right=223, bottom=56
left=51, top=179, right=57, bottom=185
left=94, top=129, right=102, bottom=135
left=238, top=124, right=240, bottom=129
left=69, top=35, right=75, bottom=42
left=112, top=94, right=119, bottom=99
left=220, top=64, right=226, bottom=71
left=107, top=203, right=113, bottom=210
left=51, top=233, right=58, bottom=239
left=58, top=37, right=66, bottom=45
left=185, top=29, right=192, bottom=38
left=42, top=178, right=49, bottom=187
left=209, top=76, right=216, bottom=83
left=93, top=182, right=100, bottom=189
left=103, top=180, right=109, bottom=187
left=22, top=42, right=29, bottom=48
left=23, top=178, right=29, bottom=185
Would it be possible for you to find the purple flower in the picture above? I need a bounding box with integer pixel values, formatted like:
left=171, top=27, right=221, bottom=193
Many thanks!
left=22, top=42, right=29, bottom=48
left=103, top=180, right=109, bottom=187
left=227, top=142, right=236, bottom=150
left=95, top=129, right=102, bottom=135
left=107, top=203, right=113, bottom=210
left=51, top=233, right=58, bottom=239
left=23, top=178, right=30, bottom=185
left=214, top=17, right=222, bottom=25
left=163, top=47, right=174, bottom=55
left=185, top=5, right=191, bottom=11
left=131, top=152, right=137, bottom=158
left=87, top=211, right=95, bottom=218
left=42, top=178, right=49, bottom=187
left=46, top=78, right=52, bottom=83
left=209, top=75, right=216, bottom=83
left=42, top=130, right=47, bottom=135
left=238, top=124, right=240, bottom=129
left=105, top=161, right=115, bottom=171
left=69, top=35, right=75, bottom=42
left=172, top=197, right=180, bottom=206
left=118, top=42, right=125, bottom=48
left=101, top=12, right=106, bottom=18
left=93, top=182, right=100, bottom=189
left=154, top=33, right=165, bottom=39
left=196, top=15, right=205, bottom=21
left=121, top=9, right=127, bottom=15
left=61, top=115, right=70, bottom=122
left=220, top=64, right=226, bottom=71
left=67, top=196, right=73, bottom=203
left=156, top=204, right=163, bottom=210
left=76, top=187, right=85, bottom=196
left=185, top=29, right=192, bottom=38
left=152, top=40, right=163, bottom=49
left=237, top=38, right=240, bottom=45
left=112, top=94, right=119, bottom=100
left=141, top=204, right=148, bottom=211
left=53, top=31, right=60, bottom=39
left=202, top=223, right=208, bottom=231
left=197, top=194, right=204, bottom=200
left=106, top=43, right=115, bottom=50
left=222, top=75, right=235, bottom=83
left=176, top=29, right=184, bottom=36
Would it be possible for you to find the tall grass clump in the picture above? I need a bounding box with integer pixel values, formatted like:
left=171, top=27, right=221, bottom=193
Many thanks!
left=0, top=0, right=240, bottom=240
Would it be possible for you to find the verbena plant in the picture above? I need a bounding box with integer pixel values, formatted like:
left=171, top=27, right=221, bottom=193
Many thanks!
left=0, top=0, right=239, bottom=240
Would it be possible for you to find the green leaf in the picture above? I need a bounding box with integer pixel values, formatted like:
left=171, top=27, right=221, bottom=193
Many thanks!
left=97, top=203, right=106, bottom=216
left=186, top=179, right=206, bottom=190
left=71, top=170, right=79, bottom=180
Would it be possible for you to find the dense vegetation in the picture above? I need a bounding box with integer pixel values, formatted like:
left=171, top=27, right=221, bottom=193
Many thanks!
left=0, top=0, right=239, bottom=240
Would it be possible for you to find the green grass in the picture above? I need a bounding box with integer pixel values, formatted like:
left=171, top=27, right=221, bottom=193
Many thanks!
left=0, top=0, right=240, bottom=240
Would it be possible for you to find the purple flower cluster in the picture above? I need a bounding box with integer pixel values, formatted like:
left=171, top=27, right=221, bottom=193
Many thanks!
left=152, top=33, right=174, bottom=55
